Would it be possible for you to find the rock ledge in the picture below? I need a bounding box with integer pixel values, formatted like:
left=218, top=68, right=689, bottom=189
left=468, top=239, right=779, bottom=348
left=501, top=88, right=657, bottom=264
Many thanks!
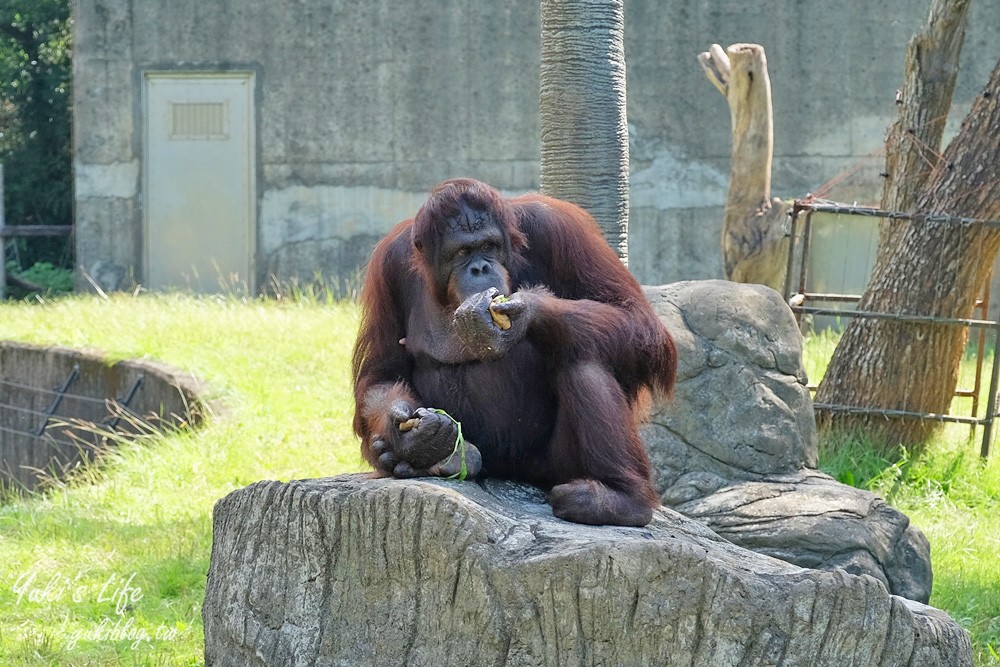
left=204, top=475, right=971, bottom=667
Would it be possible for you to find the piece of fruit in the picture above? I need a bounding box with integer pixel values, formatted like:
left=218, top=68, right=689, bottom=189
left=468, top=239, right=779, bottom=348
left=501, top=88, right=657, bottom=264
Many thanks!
left=398, top=418, right=420, bottom=432
left=489, top=295, right=511, bottom=330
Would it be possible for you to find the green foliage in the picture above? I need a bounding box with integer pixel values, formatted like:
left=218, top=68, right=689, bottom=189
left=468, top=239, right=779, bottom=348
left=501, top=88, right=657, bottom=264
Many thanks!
left=5, top=259, right=72, bottom=298
left=0, top=0, right=73, bottom=268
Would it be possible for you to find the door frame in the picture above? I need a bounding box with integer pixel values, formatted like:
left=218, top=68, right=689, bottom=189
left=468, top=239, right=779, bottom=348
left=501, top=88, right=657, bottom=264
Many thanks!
left=141, top=70, right=257, bottom=292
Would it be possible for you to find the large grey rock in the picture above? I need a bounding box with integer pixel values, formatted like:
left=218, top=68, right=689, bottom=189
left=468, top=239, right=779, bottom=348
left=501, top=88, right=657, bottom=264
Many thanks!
left=643, top=281, right=817, bottom=492
left=642, top=281, right=932, bottom=603
left=203, top=475, right=971, bottom=667
left=676, top=470, right=932, bottom=605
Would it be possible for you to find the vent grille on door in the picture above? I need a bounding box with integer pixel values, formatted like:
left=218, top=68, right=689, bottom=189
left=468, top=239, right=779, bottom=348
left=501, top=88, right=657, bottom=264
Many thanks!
left=169, top=102, right=228, bottom=139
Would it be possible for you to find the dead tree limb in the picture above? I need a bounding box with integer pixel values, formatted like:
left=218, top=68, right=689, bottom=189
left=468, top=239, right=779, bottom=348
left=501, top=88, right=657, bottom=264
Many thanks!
left=699, top=43, right=790, bottom=291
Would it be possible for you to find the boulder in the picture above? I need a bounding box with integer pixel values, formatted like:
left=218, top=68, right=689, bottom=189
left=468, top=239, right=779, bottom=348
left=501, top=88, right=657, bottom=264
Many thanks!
left=642, top=281, right=817, bottom=491
left=203, top=475, right=971, bottom=667
left=642, top=281, right=931, bottom=602
left=675, top=470, right=931, bottom=604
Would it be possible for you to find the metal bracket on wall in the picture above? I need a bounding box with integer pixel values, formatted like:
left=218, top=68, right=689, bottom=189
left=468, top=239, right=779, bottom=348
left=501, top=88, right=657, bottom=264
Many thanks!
left=107, top=374, right=145, bottom=431
left=34, top=364, right=80, bottom=436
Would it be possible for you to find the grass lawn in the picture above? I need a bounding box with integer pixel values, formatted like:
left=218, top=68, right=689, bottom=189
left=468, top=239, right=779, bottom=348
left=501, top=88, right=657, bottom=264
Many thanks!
left=806, top=330, right=1000, bottom=666
left=0, top=294, right=997, bottom=665
left=0, top=293, right=365, bottom=665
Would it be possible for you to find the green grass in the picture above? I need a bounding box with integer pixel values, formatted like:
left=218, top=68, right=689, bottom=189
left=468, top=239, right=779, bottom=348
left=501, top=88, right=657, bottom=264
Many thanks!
left=0, top=295, right=997, bottom=664
left=806, top=333, right=1000, bottom=666
left=0, top=293, right=364, bottom=665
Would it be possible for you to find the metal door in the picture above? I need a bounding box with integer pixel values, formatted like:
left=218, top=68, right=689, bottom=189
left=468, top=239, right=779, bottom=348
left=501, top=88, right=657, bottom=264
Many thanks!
left=144, top=73, right=255, bottom=292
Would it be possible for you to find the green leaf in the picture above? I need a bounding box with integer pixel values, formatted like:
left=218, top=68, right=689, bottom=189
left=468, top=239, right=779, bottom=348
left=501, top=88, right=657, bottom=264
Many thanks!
left=430, top=408, right=469, bottom=481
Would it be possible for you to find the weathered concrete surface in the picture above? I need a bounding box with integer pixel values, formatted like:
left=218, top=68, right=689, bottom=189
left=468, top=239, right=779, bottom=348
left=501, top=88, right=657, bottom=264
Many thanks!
left=642, top=281, right=931, bottom=603
left=0, top=342, right=205, bottom=491
left=73, top=0, right=1000, bottom=292
left=203, top=475, right=972, bottom=667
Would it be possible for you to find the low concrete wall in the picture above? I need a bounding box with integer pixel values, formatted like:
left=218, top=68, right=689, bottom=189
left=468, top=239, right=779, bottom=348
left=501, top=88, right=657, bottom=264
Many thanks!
left=0, top=342, right=205, bottom=492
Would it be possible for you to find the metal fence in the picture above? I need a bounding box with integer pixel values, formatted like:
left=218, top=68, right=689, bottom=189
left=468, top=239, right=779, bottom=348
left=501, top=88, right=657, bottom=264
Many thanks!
left=782, top=198, right=1000, bottom=457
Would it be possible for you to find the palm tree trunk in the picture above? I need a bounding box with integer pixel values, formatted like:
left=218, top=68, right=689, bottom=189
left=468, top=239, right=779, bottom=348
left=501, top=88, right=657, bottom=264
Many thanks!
left=539, top=0, right=630, bottom=263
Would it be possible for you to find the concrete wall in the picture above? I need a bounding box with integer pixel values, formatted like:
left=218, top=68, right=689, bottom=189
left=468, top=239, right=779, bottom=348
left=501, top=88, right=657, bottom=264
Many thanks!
left=73, top=0, right=1000, bottom=292
left=0, top=342, right=204, bottom=492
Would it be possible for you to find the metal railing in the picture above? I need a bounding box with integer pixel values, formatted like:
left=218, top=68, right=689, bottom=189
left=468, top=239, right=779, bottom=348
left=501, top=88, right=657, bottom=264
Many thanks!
left=783, top=199, right=1000, bottom=457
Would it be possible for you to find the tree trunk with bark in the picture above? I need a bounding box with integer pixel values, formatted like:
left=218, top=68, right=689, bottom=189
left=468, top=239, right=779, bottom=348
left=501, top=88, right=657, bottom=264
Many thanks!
left=540, top=0, right=630, bottom=263
left=816, top=53, right=1000, bottom=451
left=880, top=0, right=971, bottom=243
left=699, top=43, right=790, bottom=291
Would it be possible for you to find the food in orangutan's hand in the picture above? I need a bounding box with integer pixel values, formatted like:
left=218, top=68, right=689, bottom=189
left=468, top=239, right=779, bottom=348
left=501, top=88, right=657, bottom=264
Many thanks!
left=489, top=295, right=511, bottom=330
